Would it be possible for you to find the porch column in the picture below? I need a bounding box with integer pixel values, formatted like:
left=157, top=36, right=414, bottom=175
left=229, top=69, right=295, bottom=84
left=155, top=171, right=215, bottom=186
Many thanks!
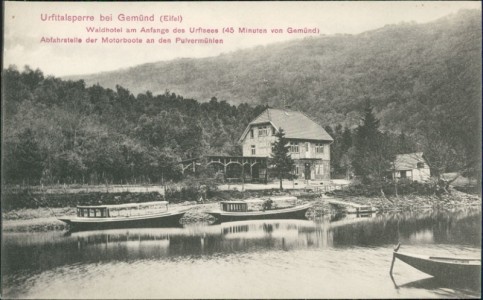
left=264, top=158, right=268, bottom=184
left=223, top=158, right=227, bottom=181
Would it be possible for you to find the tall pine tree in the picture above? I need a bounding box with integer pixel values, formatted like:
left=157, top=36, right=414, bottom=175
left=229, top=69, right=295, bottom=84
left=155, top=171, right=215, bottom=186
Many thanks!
left=270, top=128, right=294, bottom=190
left=352, top=102, right=394, bottom=183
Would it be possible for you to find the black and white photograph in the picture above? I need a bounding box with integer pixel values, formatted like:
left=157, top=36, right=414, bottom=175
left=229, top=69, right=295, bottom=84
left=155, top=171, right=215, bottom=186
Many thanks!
left=2, top=1, right=481, bottom=298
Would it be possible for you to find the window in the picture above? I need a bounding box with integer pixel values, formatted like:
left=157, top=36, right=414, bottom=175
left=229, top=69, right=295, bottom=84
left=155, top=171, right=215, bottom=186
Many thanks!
left=289, top=141, right=299, bottom=153
left=258, top=126, right=268, bottom=137
left=251, top=145, right=256, bottom=155
left=272, top=127, right=276, bottom=135
left=250, top=129, right=254, bottom=139
left=316, top=164, right=324, bottom=175
left=315, top=143, right=325, bottom=153
left=305, top=143, right=309, bottom=152
left=295, top=166, right=299, bottom=174
left=417, top=162, right=424, bottom=168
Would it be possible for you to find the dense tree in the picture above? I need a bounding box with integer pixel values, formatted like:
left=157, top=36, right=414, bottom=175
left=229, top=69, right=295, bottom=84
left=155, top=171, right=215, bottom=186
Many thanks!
left=3, top=66, right=266, bottom=185
left=395, top=133, right=415, bottom=154
left=326, top=124, right=354, bottom=178
left=4, top=129, right=44, bottom=184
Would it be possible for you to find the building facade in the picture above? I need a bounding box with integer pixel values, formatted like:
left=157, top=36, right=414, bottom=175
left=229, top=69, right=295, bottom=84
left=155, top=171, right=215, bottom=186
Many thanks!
left=239, top=108, right=333, bottom=181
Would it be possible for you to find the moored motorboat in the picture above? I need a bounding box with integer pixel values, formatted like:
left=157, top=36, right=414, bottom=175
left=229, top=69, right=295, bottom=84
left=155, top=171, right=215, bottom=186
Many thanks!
left=328, top=199, right=377, bottom=214
left=390, top=244, right=481, bottom=282
left=59, top=201, right=189, bottom=231
left=207, top=199, right=312, bottom=223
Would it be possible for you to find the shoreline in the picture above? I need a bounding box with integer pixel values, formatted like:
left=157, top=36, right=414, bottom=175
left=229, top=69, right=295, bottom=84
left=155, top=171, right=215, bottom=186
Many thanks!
left=2, top=190, right=480, bottom=232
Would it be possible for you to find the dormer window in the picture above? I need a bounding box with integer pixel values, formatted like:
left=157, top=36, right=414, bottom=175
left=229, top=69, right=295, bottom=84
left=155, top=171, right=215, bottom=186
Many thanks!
left=258, top=126, right=268, bottom=137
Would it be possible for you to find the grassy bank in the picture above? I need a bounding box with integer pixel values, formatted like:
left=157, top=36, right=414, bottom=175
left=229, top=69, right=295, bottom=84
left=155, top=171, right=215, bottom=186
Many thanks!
left=336, top=189, right=481, bottom=211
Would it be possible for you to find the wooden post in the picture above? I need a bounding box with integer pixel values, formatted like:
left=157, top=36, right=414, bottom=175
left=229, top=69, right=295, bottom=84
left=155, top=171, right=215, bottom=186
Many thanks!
left=389, top=253, right=396, bottom=276
left=390, top=243, right=401, bottom=275
left=241, top=162, right=245, bottom=192
left=264, top=158, right=268, bottom=184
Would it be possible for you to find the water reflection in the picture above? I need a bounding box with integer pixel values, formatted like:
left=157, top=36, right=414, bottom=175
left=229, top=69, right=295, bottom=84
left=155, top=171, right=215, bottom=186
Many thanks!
left=328, top=209, right=481, bottom=247
left=2, top=209, right=481, bottom=299
left=4, top=210, right=480, bottom=273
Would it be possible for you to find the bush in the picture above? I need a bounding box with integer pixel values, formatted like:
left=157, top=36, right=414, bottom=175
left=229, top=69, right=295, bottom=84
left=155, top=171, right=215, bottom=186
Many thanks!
left=2, top=191, right=164, bottom=210
left=262, top=199, right=273, bottom=210
left=164, top=176, right=219, bottom=203
left=333, top=179, right=438, bottom=197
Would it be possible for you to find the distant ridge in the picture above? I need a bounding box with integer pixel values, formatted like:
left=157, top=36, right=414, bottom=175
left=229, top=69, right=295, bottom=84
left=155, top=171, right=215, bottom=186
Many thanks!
left=65, top=9, right=481, bottom=130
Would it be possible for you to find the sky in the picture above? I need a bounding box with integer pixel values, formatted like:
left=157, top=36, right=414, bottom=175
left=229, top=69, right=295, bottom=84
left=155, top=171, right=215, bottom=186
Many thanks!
left=4, top=1, right=481, bottom=77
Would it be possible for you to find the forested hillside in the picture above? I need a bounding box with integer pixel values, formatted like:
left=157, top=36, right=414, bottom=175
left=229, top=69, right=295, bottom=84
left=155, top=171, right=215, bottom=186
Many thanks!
left=3, top=10, right=481, bottom=185
left=67, top=10, right=481, bottom=178
left=3, top=67, right=266, bottom=185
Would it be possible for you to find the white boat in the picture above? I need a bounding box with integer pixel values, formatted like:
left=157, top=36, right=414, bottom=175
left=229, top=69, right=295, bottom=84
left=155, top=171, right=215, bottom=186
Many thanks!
left=207, top=198, right=312, bottom=223
left=59, top=201, right=189, bottom=231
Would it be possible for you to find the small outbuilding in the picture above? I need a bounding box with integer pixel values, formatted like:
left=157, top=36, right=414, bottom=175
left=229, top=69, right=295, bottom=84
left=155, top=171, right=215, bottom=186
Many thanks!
left=391, top=152, right=431, bottom=182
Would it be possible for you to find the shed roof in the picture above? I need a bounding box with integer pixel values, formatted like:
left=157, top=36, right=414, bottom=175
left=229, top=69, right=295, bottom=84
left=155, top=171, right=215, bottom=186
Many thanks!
left=240, top=108, right=333, bottom=142
left=394, top=152, right=427, bottom=170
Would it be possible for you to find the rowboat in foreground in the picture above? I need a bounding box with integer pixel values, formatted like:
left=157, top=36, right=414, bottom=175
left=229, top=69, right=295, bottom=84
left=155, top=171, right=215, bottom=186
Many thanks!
left=207, top=198, right=312, bottom=223
left=390, top=244, right=481, bottom=282
left=59, top=201, right=189, bottom=231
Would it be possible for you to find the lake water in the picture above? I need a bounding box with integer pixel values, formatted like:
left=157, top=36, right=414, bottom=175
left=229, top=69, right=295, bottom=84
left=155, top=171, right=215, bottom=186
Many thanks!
left=2, top=209, right=481, bottom=299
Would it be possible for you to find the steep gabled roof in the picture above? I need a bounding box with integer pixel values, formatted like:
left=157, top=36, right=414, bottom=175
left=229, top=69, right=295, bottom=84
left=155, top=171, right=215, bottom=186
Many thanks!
left=240, top=108, right=333, bottom=142
left=394, top=152, right=428, bottom=170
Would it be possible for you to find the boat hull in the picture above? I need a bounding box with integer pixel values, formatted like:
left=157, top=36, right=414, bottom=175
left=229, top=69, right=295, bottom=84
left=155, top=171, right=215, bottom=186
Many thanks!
left=394, top=252, right=481, bottom=281
left=59, top=210, right=187, bottom=231
left=208, top=204, right=312, bottom=223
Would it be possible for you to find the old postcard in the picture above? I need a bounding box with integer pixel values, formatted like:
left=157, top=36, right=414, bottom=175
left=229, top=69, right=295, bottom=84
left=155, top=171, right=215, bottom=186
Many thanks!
left=2, top=1, right=481, bottom=299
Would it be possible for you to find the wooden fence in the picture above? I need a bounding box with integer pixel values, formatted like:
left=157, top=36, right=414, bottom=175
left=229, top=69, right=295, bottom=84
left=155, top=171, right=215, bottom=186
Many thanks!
left=3, top=184, right=166, bottom=195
